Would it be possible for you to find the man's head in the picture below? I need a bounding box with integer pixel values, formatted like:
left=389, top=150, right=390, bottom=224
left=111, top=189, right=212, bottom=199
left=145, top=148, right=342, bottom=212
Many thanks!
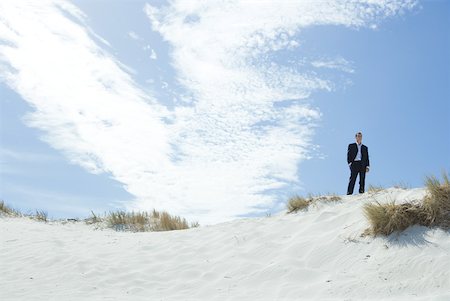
left=355, top=132, right=362, bottom=144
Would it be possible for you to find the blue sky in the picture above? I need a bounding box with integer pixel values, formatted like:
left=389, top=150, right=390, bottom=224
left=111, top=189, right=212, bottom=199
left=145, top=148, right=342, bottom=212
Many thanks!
left=0, top=0, right=448, bottom=224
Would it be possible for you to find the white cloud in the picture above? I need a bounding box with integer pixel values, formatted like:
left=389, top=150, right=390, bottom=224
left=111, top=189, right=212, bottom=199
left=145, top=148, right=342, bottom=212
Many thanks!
left=0, top=0, right=416, bottom=224
left=143, top=45, right=157, bottom=59
left=150, top=49, right=157, bottom=60
left=311, top=57, right=355, bottom=73
left=128, top=31, right=142, bottom=41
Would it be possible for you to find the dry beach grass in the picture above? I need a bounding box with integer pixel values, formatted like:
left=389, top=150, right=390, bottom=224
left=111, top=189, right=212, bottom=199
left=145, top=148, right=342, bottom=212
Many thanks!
left=1, top=202, right=197, bottom=232
left=364, top=172, right=450, bottom=235
left=287, top=194, right=341, bottom=213
left=104, top=209, right=196, bottom=232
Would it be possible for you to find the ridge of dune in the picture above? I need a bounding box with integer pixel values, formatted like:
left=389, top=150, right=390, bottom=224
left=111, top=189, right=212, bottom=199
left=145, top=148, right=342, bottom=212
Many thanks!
left=1, top=187, right=449, bottom=300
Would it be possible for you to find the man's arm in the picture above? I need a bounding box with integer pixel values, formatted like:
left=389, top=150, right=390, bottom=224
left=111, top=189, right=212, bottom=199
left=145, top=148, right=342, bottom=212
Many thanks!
left=366, top=146, right=370, bottom=168
left=347, top=144, right=352, bottom=165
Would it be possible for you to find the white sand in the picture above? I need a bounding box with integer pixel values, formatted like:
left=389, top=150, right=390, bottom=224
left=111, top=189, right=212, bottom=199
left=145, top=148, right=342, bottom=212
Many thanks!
left=1, top=188, right=449, bottom=300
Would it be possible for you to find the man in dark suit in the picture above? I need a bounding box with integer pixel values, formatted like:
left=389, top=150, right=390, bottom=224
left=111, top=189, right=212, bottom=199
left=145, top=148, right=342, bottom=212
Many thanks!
left=347, top=132, right=370, bottom=195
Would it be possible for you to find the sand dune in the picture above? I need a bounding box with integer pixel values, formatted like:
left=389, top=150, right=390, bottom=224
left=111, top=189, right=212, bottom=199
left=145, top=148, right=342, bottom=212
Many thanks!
left=1, top=188, right=449, bottom=300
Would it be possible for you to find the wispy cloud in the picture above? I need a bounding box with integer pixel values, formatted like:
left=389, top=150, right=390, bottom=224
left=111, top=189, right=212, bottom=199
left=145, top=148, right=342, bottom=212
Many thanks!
left=128, top=31, right=142, bottom=41
left=143, top=45, right=157, bottom=59
left=149, top=49, right=157, bottom=60
left=0, top=0, right=416, bottom=224
left=311, top=57, right=355, bottom=73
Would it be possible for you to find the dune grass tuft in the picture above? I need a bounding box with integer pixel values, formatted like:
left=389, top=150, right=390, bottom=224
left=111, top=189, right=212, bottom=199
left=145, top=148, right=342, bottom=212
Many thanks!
left=422, top=173, right=450, bottom=228
left=287, top=196, right=310, bottom=213
left=1, top=200, right=47, bottom=221
left=364, top=172, right=450, bottom=236
left=0, top=200, right=10, bottom=214
left=105, top=209, right=197, bottom=232
left=0, top=200, right=20, bottom=216
left=85, top=210, right=102, bottom=225
left=328, top=195, right=342, bottom=202
left=157, top=211, right=189, bottom=231
left=34, top=210, right=48, bottom=222
left=287, top=194, right=342, bottom=214
left=314, top=194, right=342, bottom=203
left=0, top=200, right=23, bottom=217
left=363, top=201, right=422, bottom=236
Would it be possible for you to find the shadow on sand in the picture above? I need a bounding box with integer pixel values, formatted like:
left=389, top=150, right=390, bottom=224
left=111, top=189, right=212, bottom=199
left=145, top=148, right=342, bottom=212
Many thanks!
left=385, top=225, right=448, bottom=247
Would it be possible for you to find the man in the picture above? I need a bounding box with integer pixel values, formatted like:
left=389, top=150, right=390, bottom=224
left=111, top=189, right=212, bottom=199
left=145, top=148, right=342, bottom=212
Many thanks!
left=347, top=132, right=370, bottom=195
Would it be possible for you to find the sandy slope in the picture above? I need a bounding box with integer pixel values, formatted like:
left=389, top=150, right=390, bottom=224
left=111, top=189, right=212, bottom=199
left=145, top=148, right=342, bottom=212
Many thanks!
left=1, top=188, right=449, bottom=301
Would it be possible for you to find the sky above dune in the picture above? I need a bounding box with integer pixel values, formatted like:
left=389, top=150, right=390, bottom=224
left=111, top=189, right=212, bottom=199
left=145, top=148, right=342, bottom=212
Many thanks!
left=1, top=0, right=449, bottom=224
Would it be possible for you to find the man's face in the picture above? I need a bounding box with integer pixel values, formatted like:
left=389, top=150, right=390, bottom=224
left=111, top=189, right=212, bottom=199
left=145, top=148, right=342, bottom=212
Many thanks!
left=356, top=133, right=362, bottom=144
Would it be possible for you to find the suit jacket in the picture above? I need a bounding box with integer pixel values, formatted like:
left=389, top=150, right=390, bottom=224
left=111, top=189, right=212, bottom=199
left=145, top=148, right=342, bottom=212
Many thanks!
left=347, top=143, right=370, bottom=167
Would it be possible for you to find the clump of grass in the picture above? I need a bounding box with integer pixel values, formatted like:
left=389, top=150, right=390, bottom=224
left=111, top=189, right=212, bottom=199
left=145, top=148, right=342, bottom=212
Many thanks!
left=287, top=194, right=341, bottom=214
left=287, top=196, right=310, bottom=213
left=315, top=194, right=342, bottom=202
left=1, top=201, right=49, bottom=222
left=329, top=195, right=342, bottom=202
left=422, top=173, right=450, bottom=228
left=364, top=172, right=450, bottom=236
left=34, top=210, right=48, bottom=222
left=106, top=211, right=150, bottom=232
left=105, top=209, right=197, bottom=232
left=0, top=200, right=10, bottom=214
left=1, top=201, right=50, bottom=222
left=85, top=210, right=102, bottom=225
left=156, top=211, right=189, bottom=231
left=363, top=201, right=422, bottom=235
left=0, top=200, right=22, bottom=217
